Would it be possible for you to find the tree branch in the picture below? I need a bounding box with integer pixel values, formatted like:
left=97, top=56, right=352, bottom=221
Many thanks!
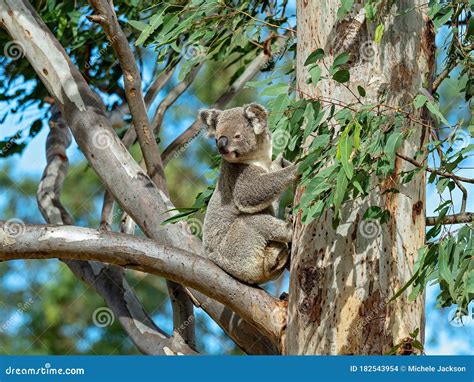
left=426, top=212, right=474, bottom=226
left=161, top=32, right=293, bottom=164
left=186, top=289, right=279, bottom=355
left=36, top=105, right=192, bottom=355
left=0, top=223, right=286, bottom=344
left=87, top=0, right=166, bottom=191
left=396, top=153, right=474, bottom=184
left=152, top=64, right=202, bottom=135
left=87, top=0, right=196, bottom=347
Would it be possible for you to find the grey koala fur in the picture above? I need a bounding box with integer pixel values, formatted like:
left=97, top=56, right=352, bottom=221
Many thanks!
left=199, top=103, right=298, bottom=284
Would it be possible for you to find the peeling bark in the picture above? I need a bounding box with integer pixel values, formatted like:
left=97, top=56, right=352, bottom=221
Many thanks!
left=286, top=0, right=433, bottom=355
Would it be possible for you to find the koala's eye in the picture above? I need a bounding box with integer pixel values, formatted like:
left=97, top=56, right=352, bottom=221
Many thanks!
left=234, top=133, right=241, bottom=139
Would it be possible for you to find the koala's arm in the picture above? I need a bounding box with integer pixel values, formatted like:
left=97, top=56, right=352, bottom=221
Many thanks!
left=233, top=164, right=297, bottom=214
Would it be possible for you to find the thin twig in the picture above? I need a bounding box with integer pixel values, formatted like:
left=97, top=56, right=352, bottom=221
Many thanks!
left=426, top=212, right=474, bottom=226
left=396, top=153, right=474, bottom=184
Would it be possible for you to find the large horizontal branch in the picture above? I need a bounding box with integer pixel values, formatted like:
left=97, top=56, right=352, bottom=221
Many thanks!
left=0, top=223, right=285, bottom=343
left=396, top=153, right=474, bottom=184
left=425, top=212, right=474, bottom=226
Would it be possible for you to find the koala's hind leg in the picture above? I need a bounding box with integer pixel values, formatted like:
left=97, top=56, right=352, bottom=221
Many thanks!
left=262, top=241, right=289, bottom=281
left=241, top=214, right=293, bottom=243
left=214, top=215, right=292, bottom=284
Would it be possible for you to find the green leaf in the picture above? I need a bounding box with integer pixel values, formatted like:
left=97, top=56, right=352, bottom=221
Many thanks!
left=332, top=52, right=349, bottom=68
left=338, top=133, right=353, bottom=179
left=302, top=103, right=315, bottom=140
left=334, top=167, right=349, bottom=214
left=385, top=131, right=403, bottom=161
left=438, top=243, right=454, bottom=286
left=413, top=94, right=428, bottom=109
left=364, top=3, right=376, bottom=20
left=354, top=121, right=361, bottom=149
left=260, top=83, right=289, bottom=97
left=426, top=101, right=450, bottom=126
left=309, top=65, right=322, bottom=85
left=433, top=8, right=454, bottom=29
left=161, top=208, right=199, bottom=225
left=304, top=48, right=325, bottom=66
left=357, top=85, right=366, bottom=97
left=337, top=0, right=354, bottom=20
left=374, top=24, right=385, bottom=44
left=136, top=9, right=165, bottom=46
left=128, top=20, right=148, bottom=31
left=268, top=94, right=289, bottom=129
left=333, top=69, right=350, bottom=83
left=363, top=206, right=383, bottom=220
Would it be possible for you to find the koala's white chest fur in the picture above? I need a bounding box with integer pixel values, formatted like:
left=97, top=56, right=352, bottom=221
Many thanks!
left=241, top=136, right=273, bottom=172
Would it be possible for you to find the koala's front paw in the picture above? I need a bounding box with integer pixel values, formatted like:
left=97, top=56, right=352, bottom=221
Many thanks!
left=272, top=153, right=285, bottom=168
left=273, top=153, right=294, bottom=169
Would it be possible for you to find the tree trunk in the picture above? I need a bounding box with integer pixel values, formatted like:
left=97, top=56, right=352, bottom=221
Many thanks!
left=286, top=0, right=435, bottom=355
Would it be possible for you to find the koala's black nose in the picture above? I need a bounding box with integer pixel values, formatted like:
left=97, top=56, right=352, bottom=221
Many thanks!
left=217, top=136, right=229, bottom=153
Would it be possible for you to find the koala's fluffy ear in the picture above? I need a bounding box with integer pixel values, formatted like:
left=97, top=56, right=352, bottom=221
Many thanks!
left=199, top=109, right=221, bottom=137
left=243, top=103, right=268, bottom=135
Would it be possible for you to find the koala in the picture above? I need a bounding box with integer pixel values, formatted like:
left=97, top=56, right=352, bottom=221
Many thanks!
left=199, top=103, right=298, bottom=284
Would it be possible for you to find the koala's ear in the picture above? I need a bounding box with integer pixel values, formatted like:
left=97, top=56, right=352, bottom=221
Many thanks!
left=199, top=109, right=221, bottom=137
left=243, top=103, right=268, bottom=135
